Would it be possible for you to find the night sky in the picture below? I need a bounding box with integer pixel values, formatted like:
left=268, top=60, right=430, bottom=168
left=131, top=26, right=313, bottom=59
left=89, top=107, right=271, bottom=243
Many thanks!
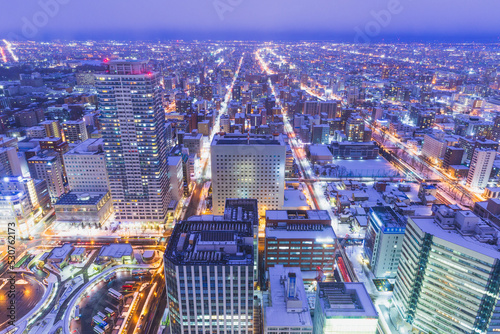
left=0, top=0, right=499, bottom=41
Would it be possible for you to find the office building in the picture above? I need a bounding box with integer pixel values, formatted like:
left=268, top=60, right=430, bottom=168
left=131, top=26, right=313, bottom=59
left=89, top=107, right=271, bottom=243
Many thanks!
left=54, top=191, right=113, bottom=227
left=39, top=120, right=62, bottom=138
left=345, top=116, right=365, bottom=142
left=0, top=176, right=50, bottom=214
left=28, top=154, right=65, bottom=201
left=62, top=120, right=88, bottom=143
left=263, top=265, right=313, bottom=334
left=442, top=146, right=465, bottom=170
left=312, top=124, right=330, bottom=144
left=164, top=220, right=254, bottom=333
left=363, top=206, right=406, bottom=278
left=26, top=126, right=47, bottom=139
left=96, top=60, right=170, bottom=224
left=0, top=190, right=39, bottom=238
left=313, top=282, right=378, bottom=334
left=167, top=155, right=183, bottom=202
left=330, top=141, right=379, bottom=160
left=211, top=133, right=286, bottom=216
left=63, top=138, right=109, bottom=193
left=466, top=148, right=495, bottom=190
left=223, top=199, right=259, bottom=281
left=393, top=209, right=500, bottom=334
left=265, top=220, right=335, bottom=275
left=265, top=210, right=331, bottom=227
left=421, top=133, right=447, bottom=162
left=182, top=131, right=203, bottom=157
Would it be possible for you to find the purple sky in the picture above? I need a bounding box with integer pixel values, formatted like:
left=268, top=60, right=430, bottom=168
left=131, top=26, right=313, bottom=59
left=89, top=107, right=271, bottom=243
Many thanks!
left=1, top=0, right=498, bottom=41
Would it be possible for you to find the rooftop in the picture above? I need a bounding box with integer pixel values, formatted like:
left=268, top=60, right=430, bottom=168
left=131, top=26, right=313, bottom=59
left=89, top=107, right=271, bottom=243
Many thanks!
left=212, top=133, right=284, bottom=146
left=65, top=138, right=104, bottom=155
left=266, top=224, right=335, bottom=242
left=316, top=282, right=378, bottom=319
left=165, top=220, right=254, bottom=266
left=266, top=210, right=331, bottom=222
left=98, top=243, right=133, bottom=259
left=49, top=243, right=74, bottom=261
left=411, top=216, right=500, bottom=260
left=370, top=206, right=407, bottom=229
left=309, top=145, right=333, bottom=157
left=223, top=198, right=259, bottom=225
left=55, top=191, right=108, bottom=206
left=265, top=265, right=313, bottom=328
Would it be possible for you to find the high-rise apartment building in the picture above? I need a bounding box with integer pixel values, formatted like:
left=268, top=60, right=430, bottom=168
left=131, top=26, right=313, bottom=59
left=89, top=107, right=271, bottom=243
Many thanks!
left=211, top=133, right=286, bottom=216
left=345, top=115, right=364, bottom=142
left=466, top=148, right=495, bottom=190
left=96, top=60, right=170, bottom=224
left=364, top=206, right=406, bottom=278
left=28, top=154, right=65, bottom=201
left=62, top=120, right=88, bottom=143
left=164, top=220, right=254, bottom=333
left=393, top=209, right=500, bottom=333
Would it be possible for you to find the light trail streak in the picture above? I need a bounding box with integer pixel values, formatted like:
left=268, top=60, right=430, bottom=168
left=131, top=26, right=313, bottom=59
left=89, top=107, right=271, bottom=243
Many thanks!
left=0, top=47, right=6, bottom=63
left=3, top=40, right=19, bottom=62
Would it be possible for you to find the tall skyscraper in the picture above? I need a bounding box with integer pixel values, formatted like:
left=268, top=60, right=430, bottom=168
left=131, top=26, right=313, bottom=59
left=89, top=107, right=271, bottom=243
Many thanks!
left=393, top=209, right=500, bottom=333
left=164, top=220, right=254, bottom=333
left=467, top=148, right=495, bottom=191
left=211, top=133, right=286, bottom=216
left=96, top=60, right=170, bottom=224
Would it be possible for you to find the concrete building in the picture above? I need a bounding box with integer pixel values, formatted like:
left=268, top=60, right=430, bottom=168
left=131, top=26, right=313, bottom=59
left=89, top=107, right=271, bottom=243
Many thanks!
left=97, top=243, right=135, bottom=265
left=0, top=190, right=40, bottom=238
left=63, top=138, right=109, bottom=193
left=312, top=124, right=330, bottom=144
left=345, top=116, right=365, bottom=142
left=264, top=265, right=313, bottom=334
left=421, top=133, right=447, bottom=162
left=47, top=243, right=74, bottom=268
left=28, top=154, right=65, bottom=201
left=39, top=120, right=62, bottom=138
left=54, top=191, right=113, bottom=227
left=164, top=220, right=254, bottom=333
left=167, top=155, right=183, bottom=202
left=393, top=210, right=500, bottom=334
left=363, top=206, right=406, bottom=278
left=182, top=131, right=203, bottom=157
left=96, top=60, right=170, bottom=224
left=330, top=142, right=379, bottom=160
left=26, top=126, right=47, bottom=139
left=62, top=120, right=88, bottom=143
left=0, top=147, right=22, bottom=176
left=211, top=133, right=286, bottom=216
left=466, top=148, right=495, bottom=191
left=265, top=210, right=331, bottom=227
left=313, top=282, right=378, bottom=334
left=265, top=221, right=335, bottom=275
left=442, top=146, right=465, bottom=170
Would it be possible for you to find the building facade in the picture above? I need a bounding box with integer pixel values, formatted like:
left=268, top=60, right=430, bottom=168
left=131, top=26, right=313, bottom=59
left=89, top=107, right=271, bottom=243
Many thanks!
left=363, top=206, right=406, bottom=278
left=393, top=210, right=500, bottom=334
left=96, top=60, right=170, bottom=224
left=164, top=220, right=254, bottom=333
left=211, top=133, right=286, bottom=216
